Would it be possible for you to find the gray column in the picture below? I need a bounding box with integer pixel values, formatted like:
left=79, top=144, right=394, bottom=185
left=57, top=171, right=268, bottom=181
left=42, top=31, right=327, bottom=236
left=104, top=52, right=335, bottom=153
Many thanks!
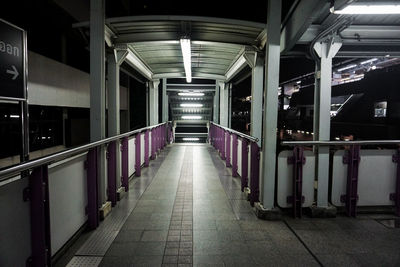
left=260, top=0, right=281, bottom=210
left=219, top=81, right=228, bottom=127
left=149, top=80, right=160, bottom=125
left=107, top=52, right=121, bottom=189
left=162, top=78, right=168, bottom=122
left=213, top=80, right=220, bottom=123
left=250, top=54, right=264, bottom=146
left=90, top=0, right=106, bottom=205
left=228, top=83, right=232, bottom=128
left=313, top=39, right=342, bottom=207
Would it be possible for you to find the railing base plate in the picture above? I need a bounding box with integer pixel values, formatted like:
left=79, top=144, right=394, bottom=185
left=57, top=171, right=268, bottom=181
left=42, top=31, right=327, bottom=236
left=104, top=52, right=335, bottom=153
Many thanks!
left=253, top=202, right=281, bottom=220
left=99, top=201, right=112, bottom=220
left=309, top=204, right=337, bottom=218
left=117, top=187, right=126, bottom=201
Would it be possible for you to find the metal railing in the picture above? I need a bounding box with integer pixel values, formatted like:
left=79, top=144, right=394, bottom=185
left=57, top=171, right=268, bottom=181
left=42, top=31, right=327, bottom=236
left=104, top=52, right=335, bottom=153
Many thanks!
left=0, top=122, right=169, bottom=183
left=209, top=122, right=260, bottom=206
left=282, top=140, right=400, bottom=146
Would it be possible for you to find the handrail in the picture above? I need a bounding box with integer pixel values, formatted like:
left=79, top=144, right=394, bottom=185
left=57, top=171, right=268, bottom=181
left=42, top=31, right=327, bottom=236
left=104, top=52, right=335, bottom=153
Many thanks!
left=282, top=140, right=400, bottom=146
left=0, top=122, right=169, bottom=183
left=210, top=122, right=258, bottom=142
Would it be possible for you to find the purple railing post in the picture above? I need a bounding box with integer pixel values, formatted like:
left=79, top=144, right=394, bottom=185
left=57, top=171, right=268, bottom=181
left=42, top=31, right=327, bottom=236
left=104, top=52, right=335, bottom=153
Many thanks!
left=144, top=130, right=150, bottom=167
left=86, top=148, right=99, bottom=229
left=121, top=137, right=129, bottom=192
left=151, top=128, right=156, bottom=160
left=232, top=134, right=238, bottom=177
left=249, top=142, right=260, bottom=206
left=226, top=132, right=231, bottom=167
left=391, top=149, right=400, bottom=216
left=107, top=141, right=117, bottom=206
left=27, top=165, right=51, bottom=267
left=221, top=130, right=226, bottom=160
left=241, top=138, right=249, bottom=192
left=287, top=146, right=306, bottom=218
left=135, top=133, right=141, bottom=176
left=341, top=145, right=361, bottom=217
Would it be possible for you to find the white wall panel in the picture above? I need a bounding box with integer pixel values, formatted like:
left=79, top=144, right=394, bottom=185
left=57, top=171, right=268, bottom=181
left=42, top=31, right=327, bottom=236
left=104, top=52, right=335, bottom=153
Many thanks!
left=140, top=133, right=145, bottom=165
left=48, top=154, right=88, bottom=256
left=128, top=137, right=136, bottom=177
left=238, top=139, right=242, bottom=177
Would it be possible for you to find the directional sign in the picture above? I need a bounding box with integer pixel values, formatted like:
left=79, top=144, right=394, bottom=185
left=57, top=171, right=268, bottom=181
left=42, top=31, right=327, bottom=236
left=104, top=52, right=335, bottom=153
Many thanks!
left=0, top=19, right=26, bottom=100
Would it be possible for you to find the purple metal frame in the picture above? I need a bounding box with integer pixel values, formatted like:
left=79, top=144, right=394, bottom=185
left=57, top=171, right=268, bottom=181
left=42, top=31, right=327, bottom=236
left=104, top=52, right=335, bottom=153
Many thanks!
left=151, top=129, right=156, bottom=160
left=121, top=137, right=129, bottom=192
left=232, top=134, right=238, bottom=177
left=249, top=142, right=260, bottom=206
left=341, top=145, right=361, bottom=217
left=226, top=132, right=231, bottom=167
left=221, top=130, right=226, bottom=160
left=391, top=149, right=400, bottom=216
left=135, top=134, right=141, bottom=176
left=241, top=138, right=249, bottom=192
left=86, top=148, right=99, bottom=229
left=28, top=165, right=51, bottom=267
left=287, top=146, right=306, bottom=218
left=107, top=141, right=117, bottom=206
left=144, top=130, right=150, bottom=167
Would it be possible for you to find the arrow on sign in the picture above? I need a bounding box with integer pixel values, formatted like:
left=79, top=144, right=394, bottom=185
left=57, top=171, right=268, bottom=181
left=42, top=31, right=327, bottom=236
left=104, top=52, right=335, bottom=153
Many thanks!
left=6, top=65, right=19, bottom=80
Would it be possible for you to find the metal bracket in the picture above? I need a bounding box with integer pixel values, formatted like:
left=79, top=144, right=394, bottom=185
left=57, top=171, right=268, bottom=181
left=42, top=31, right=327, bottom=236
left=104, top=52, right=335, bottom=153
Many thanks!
left=340, top=194, right=359, bottom=203
left=23, top=187, right=31, bottom=202
left=287, top=195, right=305, bottom=204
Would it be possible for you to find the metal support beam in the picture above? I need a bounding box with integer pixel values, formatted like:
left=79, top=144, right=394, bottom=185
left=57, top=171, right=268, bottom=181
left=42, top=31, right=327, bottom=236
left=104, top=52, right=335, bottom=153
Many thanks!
left=219, top=81, right=229, bottom=127
left=213, top=80, right=219, bottom=123
left=149, top=80, right=160, bottom=125
left=250, top=53, right=264, bottom=147
left=260, top=0, right=282, bottom=210
left=313, top=39, right=342, bottom=207
left=162, top=78, right=168, bottom=122
left=90, top=0, right=106, bottom=205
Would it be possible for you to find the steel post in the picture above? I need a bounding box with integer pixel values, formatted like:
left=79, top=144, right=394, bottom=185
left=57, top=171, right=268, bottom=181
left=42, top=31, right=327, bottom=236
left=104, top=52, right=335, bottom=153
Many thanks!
left=121, top=137, right=129, bottom=191
left=250, top=142, right=260, bottom=206
left=241, top=138, right=249, bottom=192
left=342, top=145, right=361, bottom=217
left=135, top=134, right=141, bottom=176
left=232, top=134, right=238, bottom=177
left=287, top=146, right=306, bottom=218
left=144, top=130, right=150, bottom=166
left=226, top=132, right=231, bottom=167
left=107, top=141, right=117, bottom=206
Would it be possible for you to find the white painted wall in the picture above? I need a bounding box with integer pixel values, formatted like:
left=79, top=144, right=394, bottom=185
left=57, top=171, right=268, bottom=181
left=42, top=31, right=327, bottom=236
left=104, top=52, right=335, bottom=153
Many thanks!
left=27, top=51, right=128, bottom=110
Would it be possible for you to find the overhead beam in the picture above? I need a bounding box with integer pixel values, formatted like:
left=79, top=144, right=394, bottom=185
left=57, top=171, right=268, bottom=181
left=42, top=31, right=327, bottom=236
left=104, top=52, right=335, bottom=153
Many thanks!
left=280, top=0, right=329, bottom=54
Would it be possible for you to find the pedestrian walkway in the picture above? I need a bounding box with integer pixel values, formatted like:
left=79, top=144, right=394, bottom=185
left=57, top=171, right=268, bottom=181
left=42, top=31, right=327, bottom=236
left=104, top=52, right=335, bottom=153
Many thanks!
left=65, top=144, right=400, bottom=267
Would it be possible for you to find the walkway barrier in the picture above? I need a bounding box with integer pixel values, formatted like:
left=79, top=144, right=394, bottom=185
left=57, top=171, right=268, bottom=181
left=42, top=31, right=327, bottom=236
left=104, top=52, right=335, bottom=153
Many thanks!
left=209, top=122, right=260, bottom=206
left=0, top=122, right=172, bottom=267
left=281, top=140, right=400, bottom=218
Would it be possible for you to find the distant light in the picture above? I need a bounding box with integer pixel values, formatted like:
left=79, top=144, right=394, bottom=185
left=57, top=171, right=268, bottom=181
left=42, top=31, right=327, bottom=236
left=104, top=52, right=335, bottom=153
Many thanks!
left=180, top=103, right=203, bottom=107
left=182, top=115, right=202, bottom=120
left=296, top=81, right=301, bottom=84
left=337, top=64, right=357, bottom=72
left=180, top=38, right=192, bottom=83
left=178, top=92, right=204, bottom=96
left=335, top=137, right=340, bottom=140
left=371, top=65, right=377, bottom=70
left=385, top=54, right=390, bottom=58
left=183, top=138, right=199, bottom=141
left=333, top=4, right=400, bottom=14
left=10, top=115, right=20, bottom=118
left=360, top=58, right=378, bottom=65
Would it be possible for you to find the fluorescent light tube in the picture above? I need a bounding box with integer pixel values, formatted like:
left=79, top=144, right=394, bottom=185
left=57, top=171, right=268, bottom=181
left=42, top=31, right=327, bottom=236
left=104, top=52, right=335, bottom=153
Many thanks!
left=337, top=64, right=357, bottom=72
left=182, top=115, right=202, bottom=120
left=334, top=4, right=400, bottom=14
left=360, top=58, right=378, bottom=65
left=180, top=38, right=192, bottom=83
left=183, top=138, right=199, bottom=141
left=178, top=92, right=204, bottom=96
left=180, top=103, right=203, bottom=107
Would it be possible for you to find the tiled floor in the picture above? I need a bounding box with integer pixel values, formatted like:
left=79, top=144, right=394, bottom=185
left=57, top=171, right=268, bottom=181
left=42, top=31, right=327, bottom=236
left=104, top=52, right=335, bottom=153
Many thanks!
left=64, top=144, right=400, bottom=267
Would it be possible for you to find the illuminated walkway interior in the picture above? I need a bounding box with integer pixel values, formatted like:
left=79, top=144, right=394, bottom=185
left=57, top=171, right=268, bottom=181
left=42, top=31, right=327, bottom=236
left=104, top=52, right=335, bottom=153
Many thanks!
left=63, top=144, right=400, bottom=267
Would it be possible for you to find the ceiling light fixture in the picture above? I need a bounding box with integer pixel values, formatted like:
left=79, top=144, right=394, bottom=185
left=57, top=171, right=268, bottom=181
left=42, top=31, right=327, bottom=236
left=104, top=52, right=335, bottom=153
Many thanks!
left=360, top=58, right=378, bottom=65
left=178, top=92, right=204, bottom=96
left=182, top=115, right=202, bottom=120
left=183, top=138, right=199, bottom=141
left=180, top=38, right=192, bottom=83
left=333, top=4, right=400, bottom=14
left=180, top=103, right=203, bottom=107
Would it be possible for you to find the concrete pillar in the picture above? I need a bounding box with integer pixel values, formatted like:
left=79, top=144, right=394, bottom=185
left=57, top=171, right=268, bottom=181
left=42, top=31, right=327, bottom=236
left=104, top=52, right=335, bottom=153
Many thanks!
left=213, top=80, right=220, bottom=123
left=250, top=54, right=264, bottom=146
left=162, top=78, right=168, bottom=122
left=90, top=0, right=106, bottom=205
left=219, top=81, right=229, bottom=127
left=313, top=39, right=342, bottom=207
left=149, top=79, right=160, bottom=125
left=259, top=0, right=281, bottom=212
